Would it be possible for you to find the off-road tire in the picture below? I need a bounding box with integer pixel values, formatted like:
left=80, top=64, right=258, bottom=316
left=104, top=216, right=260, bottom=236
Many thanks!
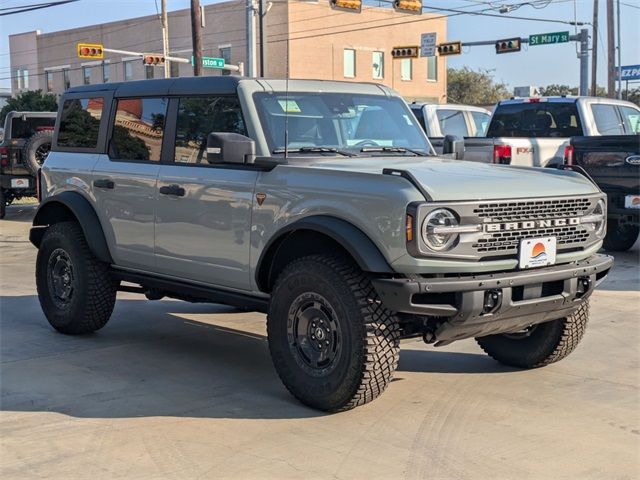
left=267, top=254, right=401, bottom=412
left=36, top=221, right=118, bottom=334
left=23, top=130, right=53, bottom=175
left=603, top=220, right=639, bottom=252
left=0, top=189, right=5, bottom=219
left=476, top=300, right=589, bottom=369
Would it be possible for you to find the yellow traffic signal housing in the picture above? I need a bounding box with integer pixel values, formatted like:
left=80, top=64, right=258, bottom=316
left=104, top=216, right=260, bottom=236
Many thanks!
left=330, top=0, right=362, bottom=12
left=143, top=54, right=166, bottom=66
left=391, top=46, right=419, bottom=59
left=437, top=41, right=462, bottom=56
left=495, top=38, right=522, bottom=54
left=77, top=43, right=104, bottom=59
left=393, top=0, right=422, bottom=14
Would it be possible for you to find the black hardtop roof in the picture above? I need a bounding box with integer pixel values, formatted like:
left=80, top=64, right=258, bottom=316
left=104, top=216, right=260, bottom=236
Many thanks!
left=64, top=75, right=243, bottom=98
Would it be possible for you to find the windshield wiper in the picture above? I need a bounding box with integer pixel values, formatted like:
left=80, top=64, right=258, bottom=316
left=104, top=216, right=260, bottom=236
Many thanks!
left=272, top=146, right=356, bottom=157
left=360, top=146, right=428, bottom=156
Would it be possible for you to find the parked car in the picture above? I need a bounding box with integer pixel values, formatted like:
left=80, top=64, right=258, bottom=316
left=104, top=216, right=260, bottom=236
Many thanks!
left=30, top=77, right=612, bottom=412
left=564, top=135, right=639, bottom=251
left=0, top=111, right=56, bottom=218
left=460, top=96, right=640, bottom=166
left=410, top=102, right=491, bottom=153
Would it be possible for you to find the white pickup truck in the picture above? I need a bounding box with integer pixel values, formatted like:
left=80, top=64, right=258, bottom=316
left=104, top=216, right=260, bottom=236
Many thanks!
left=461, top=96, right=640, bottom=167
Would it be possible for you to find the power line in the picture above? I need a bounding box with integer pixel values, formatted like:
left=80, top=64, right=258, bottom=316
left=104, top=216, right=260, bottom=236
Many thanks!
left=0, top=0, right=78, bottom=16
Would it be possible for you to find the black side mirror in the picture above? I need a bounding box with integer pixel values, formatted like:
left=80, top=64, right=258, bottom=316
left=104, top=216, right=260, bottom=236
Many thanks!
left=442, top=134, right=465, bottom=160
left=207, top=132, right=256, bottom=164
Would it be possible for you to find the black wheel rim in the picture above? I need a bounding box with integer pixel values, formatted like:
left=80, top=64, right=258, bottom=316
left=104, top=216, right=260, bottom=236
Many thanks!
left=287, top=293, right=342, bottom=377
left=35, top=143, right=51, bottom=165
left=47, top=248, right=75, bottom=308
left=502, top=324, right=537, bottom=340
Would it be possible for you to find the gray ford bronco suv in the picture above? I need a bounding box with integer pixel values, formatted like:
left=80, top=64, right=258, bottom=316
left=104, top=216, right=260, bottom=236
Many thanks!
left=31, top=77, right=613, bottom=411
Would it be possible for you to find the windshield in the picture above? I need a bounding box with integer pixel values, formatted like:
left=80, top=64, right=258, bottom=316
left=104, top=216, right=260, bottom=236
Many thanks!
left=487, top=101, right=583, bottom=138
left=254, top=92, right=431, bottom=155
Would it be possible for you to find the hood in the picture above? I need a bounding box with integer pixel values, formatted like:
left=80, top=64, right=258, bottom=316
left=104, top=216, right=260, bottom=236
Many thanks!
left=306, top=156, right=600, bottom=201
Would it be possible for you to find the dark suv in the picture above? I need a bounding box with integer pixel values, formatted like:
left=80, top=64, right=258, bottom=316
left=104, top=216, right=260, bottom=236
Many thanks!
left=0, top=111, right=56, bottom=218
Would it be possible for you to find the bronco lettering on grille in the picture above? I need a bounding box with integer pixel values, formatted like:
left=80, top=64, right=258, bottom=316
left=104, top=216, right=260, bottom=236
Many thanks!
left=485, top=217, right=580, bottom=232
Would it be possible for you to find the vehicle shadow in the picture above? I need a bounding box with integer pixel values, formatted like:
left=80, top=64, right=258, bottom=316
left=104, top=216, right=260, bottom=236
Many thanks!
left=0, top=295, right=507, bottom=420
left=597, top=240, right=640, bottom=292
left=2, top=203, right=38, bottom=223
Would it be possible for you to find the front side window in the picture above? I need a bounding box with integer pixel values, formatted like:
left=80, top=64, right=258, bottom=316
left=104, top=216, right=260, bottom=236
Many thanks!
left=470, top=111, right=491, bottom=136
left=591, top=104, right=623, bottom=135
left=436, top=109, right=469, bottom=137
left=372, top=51, right=384, bottom=80
left=124, top=61, right=133, bottom=81
left=344, top=49, right=355, bottom=78
left=110, top=97, right=167, bottom=161
left=83, top=67, right=91, bottom=85
left=427, top=56, right=437, bottom=81
left=401, top=59, right=412, bottom=81
left=46, top=72, right=54, bottom=92
left=619, top=105, right=640, bottom=134
left=254, top=92, right=430, bottom=155
left=57, top=97, right=104, bottom=148
left=174, top=96, right=246, bottom=164
left=488, top=101, right=583, bottom=137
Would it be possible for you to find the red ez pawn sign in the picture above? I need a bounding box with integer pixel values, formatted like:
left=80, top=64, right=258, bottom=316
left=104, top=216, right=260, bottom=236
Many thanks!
left=77, top=43, right=104, bottom=59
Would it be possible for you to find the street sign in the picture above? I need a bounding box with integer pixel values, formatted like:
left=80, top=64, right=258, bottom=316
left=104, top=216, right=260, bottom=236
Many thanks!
left=420, top=32, right=437, bottom=57
left=529, top=31, right=570, bottom=46
left=617, top=65, right=640, bottom=81
left=191, top=56, right=225, bottom=69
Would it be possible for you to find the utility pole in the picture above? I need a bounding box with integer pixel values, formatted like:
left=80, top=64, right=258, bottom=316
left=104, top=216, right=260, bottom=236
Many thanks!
left=161, top=0, right=170, bottom=78
left=258, top=0, right=266, bottom=77
left=591, top=0, right=598, bottom=96
left=616, top=0, right=622, bottom=98
left=246, top=0, right=256, bottom=77
left=579, top=28, right=589, bottom=96
left=606, top=0, right=615, bottom=97
left=190, top=0, right=203, bottom=76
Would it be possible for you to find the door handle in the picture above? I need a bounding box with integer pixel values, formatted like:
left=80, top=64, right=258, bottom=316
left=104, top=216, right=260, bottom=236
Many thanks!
left=93, top=179, right=115, bottom=189
left=159, top=184, right=185, bottom=197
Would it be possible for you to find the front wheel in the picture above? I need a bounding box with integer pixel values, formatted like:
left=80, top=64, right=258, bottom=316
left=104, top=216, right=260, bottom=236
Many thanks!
left=476, top=301, right=589, bottom=369
left=267, top=254, right=400, bottom=412
left=603, top=219, right=639, bottom=252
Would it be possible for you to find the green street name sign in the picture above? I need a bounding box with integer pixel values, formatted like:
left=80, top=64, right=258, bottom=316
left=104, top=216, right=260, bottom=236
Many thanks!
left=529, top=31, right=570, bottom=46
left=191, top=56, right=225, bottom=69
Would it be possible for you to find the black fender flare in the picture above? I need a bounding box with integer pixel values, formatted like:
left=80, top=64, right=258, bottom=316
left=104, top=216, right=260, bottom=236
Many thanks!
left=256, top=215, right=393, bottom=291
left=30, top=191, right=113, bottom=264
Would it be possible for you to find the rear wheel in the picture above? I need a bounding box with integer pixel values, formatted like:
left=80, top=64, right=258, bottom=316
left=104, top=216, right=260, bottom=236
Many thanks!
left=36, top=221, right=118, bottom=334
left=23, top=130, right=53, bottom=175
left=476, top=301, right=589, bottom=368
left=267, top=254, right=400, bottom=412
left=603, top=219, right=639, bottom=252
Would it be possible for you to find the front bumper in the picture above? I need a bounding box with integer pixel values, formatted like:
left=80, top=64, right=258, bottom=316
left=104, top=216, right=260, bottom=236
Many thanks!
left=372, top=254, right=613, bottom=344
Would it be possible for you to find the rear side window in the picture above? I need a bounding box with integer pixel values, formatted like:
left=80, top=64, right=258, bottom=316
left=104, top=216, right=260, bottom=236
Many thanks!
left=10, top=117, right=55, bottom=139
left=57, top=98, right=103, bottom=148
left=174, top=96, right=246, bottom=164
left=436, top=109, right=469, bottom=137
left=110, top=97, right=167, bottom=161
left=470, top=111, right=490, bottom=137
left=619, top=105, right=640, bottom=134
left=487, top=102, right=583, bottom=138
left=591, top=104, right=624, bottom=135
left=410, top=107, right=426, bottom=132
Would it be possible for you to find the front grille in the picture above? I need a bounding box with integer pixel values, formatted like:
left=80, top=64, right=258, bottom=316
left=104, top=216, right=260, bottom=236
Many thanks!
left=474, top=197, right=591, bottom=222
left=474, top=226, right=590, bottom=252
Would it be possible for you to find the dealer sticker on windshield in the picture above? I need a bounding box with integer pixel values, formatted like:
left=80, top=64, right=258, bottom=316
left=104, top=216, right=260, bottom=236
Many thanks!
left=519, top=237, right=557, bottom=269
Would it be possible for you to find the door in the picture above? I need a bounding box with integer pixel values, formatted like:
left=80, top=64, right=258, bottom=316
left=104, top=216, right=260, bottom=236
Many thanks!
left=92, top=96, right=169, bottom=270
left=154, top=95, right=258, bottom=291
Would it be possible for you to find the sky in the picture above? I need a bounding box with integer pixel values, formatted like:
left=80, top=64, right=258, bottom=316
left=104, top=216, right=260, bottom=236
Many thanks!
left=0, top=0, right=638, bottom=91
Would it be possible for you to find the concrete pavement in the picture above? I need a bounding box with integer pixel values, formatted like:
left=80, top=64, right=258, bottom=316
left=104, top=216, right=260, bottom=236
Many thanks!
left=1, top=204, right=639, bottom=479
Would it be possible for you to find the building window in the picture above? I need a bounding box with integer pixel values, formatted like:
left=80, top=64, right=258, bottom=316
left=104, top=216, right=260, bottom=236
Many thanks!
left=344, top=49, right=356, bottom=78
left=83, top=66, right=92, bottom=85
left=110, top=97, right=168, bottom=162
left=145, top=65, right=155, bottom=79
left=124, top=61, right=133, bottom=81
left=46, top=71, right=54, bottom=92
left=63, top=68, right=70, bottom=89
left=170, top=61, right=180, bottom=78
left=22, top=69, right=29, bottom=89
left=372, top=51, right=384, bottom=80
left=427, top=56, right=437, bottom=81
left=220, top=47, right=231, bottom=76
left=15, top=69, right=22, bottom=89
left=102, top=62, right=110, bottom=83
left=400, top=58, right=412, bottom=81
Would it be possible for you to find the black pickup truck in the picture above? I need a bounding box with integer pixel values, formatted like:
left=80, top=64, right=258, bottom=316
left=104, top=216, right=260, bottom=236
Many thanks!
left=565, top=135, right=640, bottom=251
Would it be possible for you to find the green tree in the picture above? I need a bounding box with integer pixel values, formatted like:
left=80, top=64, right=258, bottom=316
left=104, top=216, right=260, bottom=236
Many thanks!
left=538, top=84, right=607, bottom=97
left=622, top=87, right=640, bottom=106
left=0, top=90, right=58, bottom=125
left=447, top=67, right=510, bottom=105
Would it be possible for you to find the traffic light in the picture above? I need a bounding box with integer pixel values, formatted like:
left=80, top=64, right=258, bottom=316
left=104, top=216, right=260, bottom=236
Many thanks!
left=77, top=43, right=104, bottom=59
left=330, top=0, right=361, bottom=12
left=393, top=0, right=422, bottom=14
left=437, top=41, right=462, bottom=56
left=143, top=54, right=165, bottom=66
left=391, top=46, right=419, bottom=59
left=495, top=38, right=521, bottom=54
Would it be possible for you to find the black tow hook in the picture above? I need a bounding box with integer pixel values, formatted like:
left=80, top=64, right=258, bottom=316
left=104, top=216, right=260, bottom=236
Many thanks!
left=423, top=331, right=436, bottom=344
left=576, top=277, right=591, bottom=298
left=482, top=289, right=502, bottom=315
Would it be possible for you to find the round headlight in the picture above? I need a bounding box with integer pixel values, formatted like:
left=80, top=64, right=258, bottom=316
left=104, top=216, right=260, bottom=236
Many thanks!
left=593, top=199, right=606, bottom=237
left=422, top=208, right=459, bottom=251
